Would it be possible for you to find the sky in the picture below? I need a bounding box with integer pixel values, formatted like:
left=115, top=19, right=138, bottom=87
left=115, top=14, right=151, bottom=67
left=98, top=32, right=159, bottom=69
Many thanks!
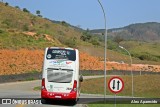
left=3, top=0, right=160, bottom=30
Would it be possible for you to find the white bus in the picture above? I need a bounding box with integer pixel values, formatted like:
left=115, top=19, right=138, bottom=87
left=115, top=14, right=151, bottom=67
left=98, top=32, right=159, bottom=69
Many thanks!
left=41, top=47, right=83, bottom=103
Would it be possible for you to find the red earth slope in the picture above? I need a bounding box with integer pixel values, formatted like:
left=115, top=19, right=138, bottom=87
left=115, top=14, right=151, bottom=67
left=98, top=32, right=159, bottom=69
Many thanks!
left=0, top=49, right=159, bottom=75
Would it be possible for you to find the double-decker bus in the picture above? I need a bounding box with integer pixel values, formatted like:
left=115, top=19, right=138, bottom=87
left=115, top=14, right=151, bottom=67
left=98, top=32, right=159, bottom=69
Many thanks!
left=41, top=47, right=83, bottom=103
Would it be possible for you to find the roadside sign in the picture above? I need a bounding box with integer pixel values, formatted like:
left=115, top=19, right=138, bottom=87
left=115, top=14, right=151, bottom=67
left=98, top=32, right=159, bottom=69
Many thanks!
left=108, top=76, right=124, bottom=94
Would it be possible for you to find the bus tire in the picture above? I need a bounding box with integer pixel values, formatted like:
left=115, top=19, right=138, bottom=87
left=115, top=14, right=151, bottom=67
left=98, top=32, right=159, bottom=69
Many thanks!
left=41, top=98, right=48, bottom=104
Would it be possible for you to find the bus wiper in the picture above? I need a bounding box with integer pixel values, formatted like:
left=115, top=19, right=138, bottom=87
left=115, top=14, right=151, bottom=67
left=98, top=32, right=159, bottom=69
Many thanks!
left=61, top=69, right=73, bottom=71
left=47, top=68, right=73, bottom=71
left=47, top=68, right=59, bottom=70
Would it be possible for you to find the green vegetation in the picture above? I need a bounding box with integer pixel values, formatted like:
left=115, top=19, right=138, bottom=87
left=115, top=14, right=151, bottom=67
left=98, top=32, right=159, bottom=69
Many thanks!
left=23, top=8, right=30, bottom=13
left=5, top=2, right=9, bottom=6
left=80, top=29, right=100, bottom=46
left=79, top=46, right=160, bottom=65
left=81, top=30, right=92, bottom=41
left=0, top=2, right=160, bottom=64
left=81, top=75, right=160, bottom=98
left=0, top=31, right=61, bottom=49
left=25, top=77, right=35, bottom=81
left=34, top=86, right=41, bottom=91
left=91, top=22, right=160, bottom=42
left=30, top=70, right=39, bottom=74
left=88, top=104, right=160, bottom=107
left=0, top=2, right=89, bottom=49
left=114, top=35, right=124, bottom=44
left=36, top=10, right=41, bottom=17
left=34, top=75, right=160, bottom=98
left=90, top=22, right=160, bottom=63
left=120, top=41, right=160, bottom=62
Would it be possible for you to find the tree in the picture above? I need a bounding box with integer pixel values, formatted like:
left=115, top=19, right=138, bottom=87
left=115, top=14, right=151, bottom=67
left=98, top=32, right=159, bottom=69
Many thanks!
left=15, top=6, right=20, bottom=9
left=80, top=30, right=92, bottom=41
left=23, top=8, right=30, bottom=13
left=90, top=37, right=100, bottom=46
left=107, top=39, right=117, bottom=50
left=5, top=2, right=9, bottom=6
left=61, top=21, right=68, bottom=27
left=114, top=35, right=124, bottom=44
left=36, top=10, right=40, bottom=16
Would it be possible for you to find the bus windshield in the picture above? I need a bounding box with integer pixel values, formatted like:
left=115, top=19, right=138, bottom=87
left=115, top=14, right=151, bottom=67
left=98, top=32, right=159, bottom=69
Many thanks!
left=46, top=49, right=76, bottom=61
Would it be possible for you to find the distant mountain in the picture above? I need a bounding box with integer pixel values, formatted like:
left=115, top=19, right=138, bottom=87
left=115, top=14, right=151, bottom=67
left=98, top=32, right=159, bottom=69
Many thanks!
left=45, top=18, right=84, bottom=32
left=89, top=29, right=105, bottom=35
left=90, top=22, right=160, bottom=42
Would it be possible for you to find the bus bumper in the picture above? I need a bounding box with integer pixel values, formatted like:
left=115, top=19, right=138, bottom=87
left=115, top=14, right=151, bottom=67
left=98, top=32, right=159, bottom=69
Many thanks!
left=41, top=90, right=77, bottom=100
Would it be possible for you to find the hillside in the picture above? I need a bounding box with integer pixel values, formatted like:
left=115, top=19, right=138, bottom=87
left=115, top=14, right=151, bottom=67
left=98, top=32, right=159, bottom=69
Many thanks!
left=123, top=22, right=160, bottom=41
left=1, top=49, right=160, bottom=75
left=0, top=2, right=91, bottom=49
left=90, top=22, right=160, bottom=62
left=91, top=22, right=160, bottom=42
left=0, top=2, right=160, bottom=75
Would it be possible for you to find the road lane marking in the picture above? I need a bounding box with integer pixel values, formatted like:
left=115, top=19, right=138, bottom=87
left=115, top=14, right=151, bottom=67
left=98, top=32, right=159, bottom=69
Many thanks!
left=16, top=104, right=24, bottom=107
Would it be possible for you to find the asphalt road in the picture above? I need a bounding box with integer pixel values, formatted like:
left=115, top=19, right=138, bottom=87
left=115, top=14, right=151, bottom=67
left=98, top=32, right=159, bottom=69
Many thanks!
left=0, top=76, right=105, bottom=107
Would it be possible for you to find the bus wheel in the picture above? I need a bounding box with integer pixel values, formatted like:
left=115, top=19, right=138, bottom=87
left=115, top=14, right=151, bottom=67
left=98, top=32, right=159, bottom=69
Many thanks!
left=70, top=99, right=77, bottom=105
left=41, top=98, right=48, bottom=104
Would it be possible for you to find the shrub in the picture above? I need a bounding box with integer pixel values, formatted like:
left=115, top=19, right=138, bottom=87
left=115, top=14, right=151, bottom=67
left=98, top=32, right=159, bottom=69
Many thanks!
left=61, top=21, right=68, bottom=27
left=23, top=8, right=30, bottom=13
left=80, top=31, right=92, bottom=41
left=2, top=19, right=11, bottom=26
left=37, top=15, right=43, bottom=17
left=15, top=6, right=20, bottom=9
left=5, top=2, right=9, bottom=6
left=107, top=40, right=118, bottom=50
left=58, top=31, right=64, bottom=36
left=90, top=37, right=100, bottom=46
left=23, top=24, right=29, bottom=31
left=36, top=10, right=40, bottom=15
left=0, top=29, right=4, bottom=33
left=133, top=53, right=160, bottom=61
left=114, top=35, right=124, bottom=44
left=65, top=37, right=77, bottom=48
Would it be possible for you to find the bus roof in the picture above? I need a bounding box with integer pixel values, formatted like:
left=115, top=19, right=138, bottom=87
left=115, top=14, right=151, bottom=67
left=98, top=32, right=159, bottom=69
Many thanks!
left=47, top=47, right=77, bottom=50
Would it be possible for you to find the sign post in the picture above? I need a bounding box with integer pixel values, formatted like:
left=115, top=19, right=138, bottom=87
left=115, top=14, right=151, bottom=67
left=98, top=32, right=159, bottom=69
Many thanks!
left=108, top=76, right=124, bottom=107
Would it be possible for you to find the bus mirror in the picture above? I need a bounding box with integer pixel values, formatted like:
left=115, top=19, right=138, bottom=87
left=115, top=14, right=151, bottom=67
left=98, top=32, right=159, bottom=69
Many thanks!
left=79, top=75, right=83, bottom=82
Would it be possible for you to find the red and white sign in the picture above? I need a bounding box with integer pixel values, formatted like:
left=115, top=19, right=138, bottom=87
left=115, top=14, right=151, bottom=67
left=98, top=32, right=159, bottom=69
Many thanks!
left=108, top=76, right=124, bottom=94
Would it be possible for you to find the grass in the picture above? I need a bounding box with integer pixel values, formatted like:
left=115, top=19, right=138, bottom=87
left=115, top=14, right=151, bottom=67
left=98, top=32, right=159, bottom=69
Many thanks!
left=88, top=99, right=160, bottom=107
left=88, top=104, right=160, bottom=107
left=33, top=75, right=160, bottom=106
left=81, top=75, right=160, bottom=98
left=0, top=31, right=61, bottom=49
left=0, top=2, right=85, bottom=49
left=34, top=75, right=160, bottom=98
left=121, top=41, right=160, bottom=56
left=0, top=2, right=160, bottom=64
left=86, top=75, right=160, bottom=106
left=79, top=45, right=160, bottom=65
left=25, top=77, right=35, bottom=81
left=120, top=41, right=160, bottom=62
left=34, top=86, right=41, bottom=91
